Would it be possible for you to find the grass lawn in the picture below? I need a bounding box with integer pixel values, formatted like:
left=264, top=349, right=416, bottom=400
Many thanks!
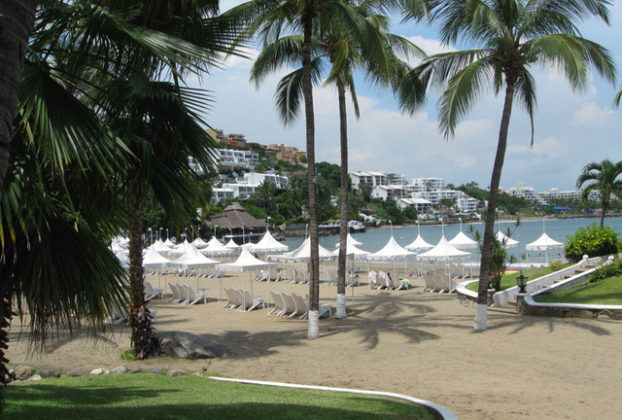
left=4, top=373, right=436, bottom=420
left=466, top=266, right=561, bottom=292
left=533, top=276, right=622, bottom=305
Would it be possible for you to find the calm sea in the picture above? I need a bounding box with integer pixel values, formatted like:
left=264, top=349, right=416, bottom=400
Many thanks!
left=281, top=216, right=622, bottom=264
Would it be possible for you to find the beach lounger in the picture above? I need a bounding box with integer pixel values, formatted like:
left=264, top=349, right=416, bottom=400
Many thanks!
left=268, top=291, right=285, bottom=316
left=241, top=290, right=265, bottom=312
left=182, top=284, right=206, bottom=305
left=292, top=294, right=331, bottom=319
left=169, top=284, right=185, bottom=303
left=223, top=288, right=239, bottom=309
left=280, top=293, right=298, bottom=318
left=144, top=281, right=163, bottom=301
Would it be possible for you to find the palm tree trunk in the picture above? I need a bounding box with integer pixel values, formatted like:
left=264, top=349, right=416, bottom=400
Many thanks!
left=127, top=196, right=156, bottom=358
left=475, top=78, right=516, bottom=331
left=0, top=286, right=14, bottom=412
left=302, top=1, right=320, bottom=338
left=335, top=82, right=348, bottom=319
left=600, top=201, right=606, bottom=228
left=0, top=0, right=37, bottom=198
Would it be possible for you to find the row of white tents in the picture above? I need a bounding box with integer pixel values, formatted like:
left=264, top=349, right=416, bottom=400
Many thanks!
left=112, top=219, right=565, bottom=276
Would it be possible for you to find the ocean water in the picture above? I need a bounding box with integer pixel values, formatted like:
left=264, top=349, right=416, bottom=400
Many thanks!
left=281, top=216, right=622, bottom=264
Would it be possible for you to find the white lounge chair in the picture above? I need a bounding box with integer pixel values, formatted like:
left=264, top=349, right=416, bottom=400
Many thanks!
left=292, top=294, right=331, bottom=319
left=223, top=288, right=239, bottom=309
left=241, top=290, right=265, bottom=312
left=280, top=293, right=298, bottom=318
left=169, top=284, right=185, bottom=303
left=144, top=281, right=163, bottom=301
left=268, top=291, right=285, bottom=316
left=182, top=284, right=206, bottom=305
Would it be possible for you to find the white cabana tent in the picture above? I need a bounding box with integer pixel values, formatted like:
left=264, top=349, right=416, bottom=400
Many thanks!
left=216, top=248, right=277, bottom=303
left=367, top=236, right=414, bottom=276
left=417, top=236, right=471, bottom=261
left=143, top=247, right=171, bottom=271
left=448, top=231, right=478, bottom=249
left=417, top=236, right=471, bottom=290
left=496, top=230, right=519, bottom=248
left=164, top=238, right=177, bottom=248
left=448, top=219, right=478, bottom=250
left=273, top=237, right=335, bottom=262
left=526, top=233, right=563, bottom=264
left=405, top=235, right=434, bottom=252
left=405, top=221, right=433, bottom=255
left=224, top=238, right=241, bottom=250
left=201, top=237, right=235, bottom=257
left=335, top=233, right=363, bottom=247
left=191, top=237, right=208, bottom=249
left=332, top=242, right=370, bottom=260
left=150, top=239, right=172, bottom=253
left=247, top=230, right=288, bottom=254
left=172, top=243, right=219, bottom=274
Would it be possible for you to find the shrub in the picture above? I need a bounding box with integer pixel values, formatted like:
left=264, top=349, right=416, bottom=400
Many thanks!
left=549, top=260, right=563, bottom=272
left=564, top=224, right=622, bottom=262
left=590, top=258, right=622, bottom=282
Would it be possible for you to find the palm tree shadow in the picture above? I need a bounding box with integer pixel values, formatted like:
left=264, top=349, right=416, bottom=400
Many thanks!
left=487, top=314, right=612, bottom=336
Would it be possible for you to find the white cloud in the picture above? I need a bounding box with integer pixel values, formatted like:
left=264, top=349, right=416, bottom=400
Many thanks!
left=572, top=102, right=615, bottom=126
left=406, top=35, right=454, bottom=56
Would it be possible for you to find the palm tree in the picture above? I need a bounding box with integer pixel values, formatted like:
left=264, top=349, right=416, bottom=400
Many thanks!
left=576, top=159, right=622, bottom=228
left=250, top=4, right=422, bottom=319
left=398, top=0, right=615, bottom=330
left=0, top=0, right=37, bottom=196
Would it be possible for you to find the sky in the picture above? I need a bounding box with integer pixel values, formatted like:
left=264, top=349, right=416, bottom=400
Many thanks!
left=187, top=1, right=622, bottom=192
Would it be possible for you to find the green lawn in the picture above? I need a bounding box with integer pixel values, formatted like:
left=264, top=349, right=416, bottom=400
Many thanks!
left=533, top=276, right=622, bottom=305
left=466, top=266, right=561, bottom=292
left=4, top=374, right=435, bottom=420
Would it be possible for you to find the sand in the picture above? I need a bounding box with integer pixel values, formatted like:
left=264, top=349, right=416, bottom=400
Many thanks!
left=7, top=267, right=622, bottom=420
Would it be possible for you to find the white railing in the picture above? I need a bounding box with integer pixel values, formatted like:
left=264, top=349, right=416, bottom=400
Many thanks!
left=493, top=255, right=599, bottom=307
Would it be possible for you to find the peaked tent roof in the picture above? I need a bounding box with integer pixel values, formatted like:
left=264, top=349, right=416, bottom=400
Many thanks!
left=272, top=237, right=334, bottom=262
left=417, top=235, right=471, bottom=260
left=191, top=237, right=208, bottom=249
left=335, top=233, right=363, bottom=248
left=205, top=202, right=266, bottom=230
left=248, top=230, right=288, bottom=253
left=448, top=231, right=478, bottom=249
left=405, top=234, right=434, bottom=252
left=224, top=238, right=240, bottom=249
left=331, top=242, right=370, bottom=260
left=496, top=231, right=519, bottom=248
left=367, top=236, right=414, bottom=260
left=201, top=237, right=235, bottom=256
left=172, top=244, right=219, bottom=269
left=143, top=247, right=172, bottom=270
left=526, top=233, right=563, bottom=251
left=216, top=248, right=276, bottom=272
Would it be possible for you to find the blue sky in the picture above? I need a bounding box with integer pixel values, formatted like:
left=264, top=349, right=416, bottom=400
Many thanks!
left=189, top=1, right=622, bottom=192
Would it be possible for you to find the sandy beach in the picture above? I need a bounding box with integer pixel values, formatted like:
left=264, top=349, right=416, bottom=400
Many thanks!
left=7, top=267, right=622, bottom=420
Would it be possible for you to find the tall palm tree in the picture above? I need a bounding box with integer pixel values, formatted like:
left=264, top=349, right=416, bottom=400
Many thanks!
left=576, top=159, right=622, bottom=228
left=250, top=4, right=422, bottom=318
left=398, top=0, right=615, bottom=330
left=0, top=0, right=37, bottom=196
left=229, top=0, right=365, bottom=337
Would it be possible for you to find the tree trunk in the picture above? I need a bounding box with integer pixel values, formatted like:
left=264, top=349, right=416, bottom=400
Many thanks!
left=128, top=197, right=157, bottom=358
left=600, top=201, right=606, bottom=228
left=0, top=0, right=37, bottom=198
left=0, top=285, right=14, bottom=413
left=475, top=78, right=516, bottom=331
left=302, top=1, right=320, bottom=338
left=335, top=82, right=348, bottom=319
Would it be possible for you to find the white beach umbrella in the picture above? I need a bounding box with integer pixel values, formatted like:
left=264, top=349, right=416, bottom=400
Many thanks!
left=526, top=218, right=564, bottom=264
left=417, top=236, right=471, bottom=261
left=448, top=220, right=478, bottom=250
left=272, top=237, right=335, bottom=262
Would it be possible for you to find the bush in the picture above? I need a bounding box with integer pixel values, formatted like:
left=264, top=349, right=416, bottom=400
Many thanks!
left=564, top=224, right=622, bottom=262
left=590, top=258, right=622, bottom=282
left=549, top=260, right=563, bottom=272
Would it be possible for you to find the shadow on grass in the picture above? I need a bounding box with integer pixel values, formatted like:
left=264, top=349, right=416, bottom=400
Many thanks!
left=4, top=383, right=436, bottom=420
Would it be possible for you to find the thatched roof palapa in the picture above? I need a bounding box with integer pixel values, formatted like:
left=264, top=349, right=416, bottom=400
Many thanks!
left=206, top=202, right=266, bottom=230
